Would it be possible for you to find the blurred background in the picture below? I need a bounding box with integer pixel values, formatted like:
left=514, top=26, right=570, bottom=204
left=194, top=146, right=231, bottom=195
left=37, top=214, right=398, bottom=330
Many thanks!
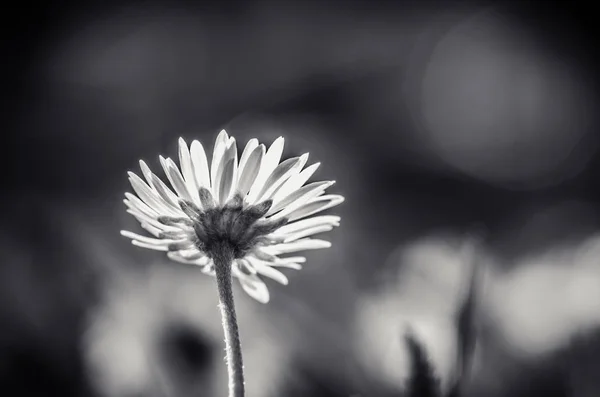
left=2, top=0, right=600, bottom=396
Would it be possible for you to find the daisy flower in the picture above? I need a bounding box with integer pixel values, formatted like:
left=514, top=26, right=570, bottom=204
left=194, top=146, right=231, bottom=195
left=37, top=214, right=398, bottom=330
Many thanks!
left=121, top=129, right=344, bottom=303
left=121, top=130, right=343, bottom=397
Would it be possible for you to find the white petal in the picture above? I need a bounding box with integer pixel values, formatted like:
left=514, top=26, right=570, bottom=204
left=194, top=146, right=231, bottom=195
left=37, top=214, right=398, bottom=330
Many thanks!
left=159, top=230, right=192, bottom=240
left=213, top=139, right=238, bottom=204
left=283, top=225, right=334, bottom=243
left=236, top=144, right=264, bottom=196
left=287, top=194, right=345, bottom=222
left=256, top=154, right=307, bottom=202
left=237, top=139, right=259, bottom=178
left=263, top=239, right=331, bottom=255
left=139, top=160, right=156, bottom=187
left=210, top=130, right=229, bottom=191
left=166, top=157, right=196, bottom=202
left=125, top=206, right=155, bottom=224
left=167, top=251, right=209, bottom=266
left=274, top=215, right=341, bottom=235
left=248, top=258, right=289, bottom=285
left=217, top=158, right=236, bottom=205
left=128, top=172, right=179, bottom=217
left=237, top=274, right=270, bottom=303
left=268, top=181, right=335, bottom=219
left=276, top=256, right=307, bottom=264
left=236, top=258, right=257, bottom=275
left=178, top=138, right=200, bottom=204
left=128, top=171, right=161, bottom=209
left=229, top=139, right=239, bottom=193
left=148, top=173, right=181, bottom=211
left=246, top=136, right=284, bottom=203
left=190, top=140, right=210, bottom=189
left=126, top=208, right=159, bottom=228
left=120, top=230, right=174, bottom=246
left=123, top=231, right=191, bottom=248
left=123, top=198, right=150, bottom=218
left=296, top=153, right=309, bottom=170
left=272, top=162, right=320, bottom=205
left=232, top=263, right=244, bottom=279
left=271, top=261, right=303, bottom=270
left=131, top=240, right=169, bottom=251
left=125, top=209, right=183, bottom=234
left=124, top=192, right=158, bottom=218
left=159, top=156, right=193, bottom=202
left=176, top=248, right=205, bottom=257
left=140, top=222, right=162, bottom=237
left=201, top=264, right=216, bottom=276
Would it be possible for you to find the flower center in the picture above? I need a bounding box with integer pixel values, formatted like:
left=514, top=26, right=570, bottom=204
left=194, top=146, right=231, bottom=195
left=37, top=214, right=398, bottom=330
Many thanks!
left=180, top=191, right=287, bottom=259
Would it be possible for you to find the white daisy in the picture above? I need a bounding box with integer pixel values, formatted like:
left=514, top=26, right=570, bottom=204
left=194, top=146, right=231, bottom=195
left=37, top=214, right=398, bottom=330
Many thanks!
left=121, top=130, right=344, bottom=303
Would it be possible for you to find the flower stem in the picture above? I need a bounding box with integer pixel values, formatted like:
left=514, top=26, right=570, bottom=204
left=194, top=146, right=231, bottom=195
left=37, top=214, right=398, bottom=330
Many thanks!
left=212, top=241, right=245, bottom=397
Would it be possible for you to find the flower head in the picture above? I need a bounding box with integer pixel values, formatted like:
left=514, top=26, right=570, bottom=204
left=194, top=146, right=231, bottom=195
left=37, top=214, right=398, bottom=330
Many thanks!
left=121, top=130, right=344, bottom=303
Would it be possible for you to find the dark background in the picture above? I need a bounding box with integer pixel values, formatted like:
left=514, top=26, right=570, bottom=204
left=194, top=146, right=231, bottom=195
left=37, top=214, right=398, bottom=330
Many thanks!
left=2, top=1, right=600, bottom=396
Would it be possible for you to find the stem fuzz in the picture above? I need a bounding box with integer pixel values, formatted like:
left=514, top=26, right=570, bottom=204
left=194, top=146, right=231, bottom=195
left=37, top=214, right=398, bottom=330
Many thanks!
left=212, top=241, right=245, bottom=397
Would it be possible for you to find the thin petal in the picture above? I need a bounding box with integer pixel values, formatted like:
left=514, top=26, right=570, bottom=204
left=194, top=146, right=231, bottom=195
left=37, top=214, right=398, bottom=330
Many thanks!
left=202, top=264, right=216, bottom=277
left=139, top=160, right=156, bottom=187
left=167, top=251, right=210, bottom=266
left=229, top=139, right=239, bottom=193
left=128, top=171, right=160, bottom=209
left=256, top=154, right=306, bottom=202
left=217, top=158, right=236, bottom=205
left=251, top=249, right=277, bottom=262
left=158, top=229, right=190, bottom=240
left=268, top=181, right=335, bottom=219
left=178, top=138, right=200, bottom=204
left=126, top=209, right=184, bottom=234
left=131, top=240, right=169, bottom=251
left=247, top=136, right=284, bottom=203
left=120, top=230, right=179, bottom=246
left=276, top=256, right=307, bottom=264
left=214, top=139, right=238, bottom=204
left=158, top=156, right=190, bottom=201
left=237, top=139, right=259, bottom=178
left=236, top=144, right=264, bottom=196
left=237, top=273, right=270, bottom=303
left=271, top=162, right=320, bottom=205
left=168, top=157, right=196, bottom=201
left=128, top=172, right=179, bottom=216
left=140, top=222, right=162, bottom=237
left=248, top=258, right=289, bottom=285
left=178, top=200, right=201, bottom=219
left=175, top=248, right=206, bottom=260
left=262, top=239, right=331, bottom=255
left=236, top=258, right=257, bottom=275
left=167, top=240, right=196, bottom=252
left=210, top=130, right=229, bottom=191
left=125, top=208, right=156, bottom=229
left=149, top=174, right=181, bottom=211
left=124, top=193, right=158, bottom=218
left=232, top=263, right=244, bottom=279
left=287, top=194, right=345, bottom=222
left=190, top=140, right=210, bottom=189
left=273, top=215, right=341, bottom=235
left=270, top=261, right=303, bottom=270
left=256, top=266, right=289, bottom=285
left=283, top=224, right=334, bottom=243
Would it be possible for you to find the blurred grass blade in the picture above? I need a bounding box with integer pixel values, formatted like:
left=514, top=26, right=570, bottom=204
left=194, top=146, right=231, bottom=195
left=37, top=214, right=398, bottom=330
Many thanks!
left=449, top=230, right=485, bottom=397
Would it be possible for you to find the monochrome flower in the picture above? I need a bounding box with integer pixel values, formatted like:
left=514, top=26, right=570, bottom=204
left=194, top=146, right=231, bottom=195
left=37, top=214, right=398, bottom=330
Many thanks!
left=121, top=130, right=343, bottom=303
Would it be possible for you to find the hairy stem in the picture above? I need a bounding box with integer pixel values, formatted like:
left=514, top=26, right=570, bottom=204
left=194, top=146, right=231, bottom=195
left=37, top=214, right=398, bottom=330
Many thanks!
left=212, top=241, right=245, bottom=397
